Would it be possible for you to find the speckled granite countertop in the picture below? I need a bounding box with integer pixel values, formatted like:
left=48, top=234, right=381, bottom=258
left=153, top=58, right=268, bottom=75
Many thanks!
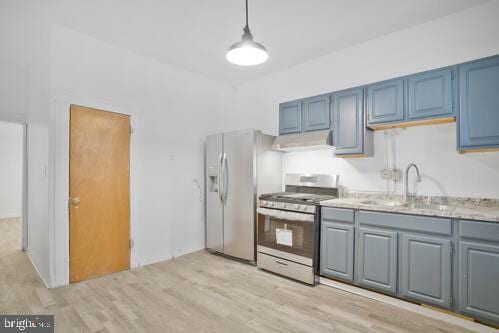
left=320, top=192, right=499, bottom=223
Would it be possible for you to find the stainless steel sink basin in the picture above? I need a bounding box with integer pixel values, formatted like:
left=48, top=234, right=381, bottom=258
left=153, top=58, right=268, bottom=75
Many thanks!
left=358, top=200, right=455, bottom=212
left=359, top=200, right=406, bottom=207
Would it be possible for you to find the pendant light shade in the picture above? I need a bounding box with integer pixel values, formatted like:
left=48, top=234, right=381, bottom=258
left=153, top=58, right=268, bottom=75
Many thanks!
left=226, top=0, right=268, bottom=66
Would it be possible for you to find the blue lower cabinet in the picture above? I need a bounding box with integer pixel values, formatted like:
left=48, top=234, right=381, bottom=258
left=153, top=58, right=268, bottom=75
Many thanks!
left=459, top=241, right=499, bottom=323
left=458, top=55, right=499, bottom=151
left=321, top=221, right=354, bottom=282
left=367, top=78, right=405, bottom=125
left=401, top=234, right=452, bottom=309
left=279, top=100, right=302, bottom=135
left=303, top=94, right=330, bottom=132
left=408, top=68, right=455, bottom=120
left=332, top=87, right=372, bottom=156
left=357, top=227, right=398, bottom=295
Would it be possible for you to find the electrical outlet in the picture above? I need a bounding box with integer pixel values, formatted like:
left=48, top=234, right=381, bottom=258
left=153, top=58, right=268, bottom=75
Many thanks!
left=380, top=169, right=392, bottom=180
left=381, top=168, right=402, bottom=181
left=391, top=169, right=402, bottom=181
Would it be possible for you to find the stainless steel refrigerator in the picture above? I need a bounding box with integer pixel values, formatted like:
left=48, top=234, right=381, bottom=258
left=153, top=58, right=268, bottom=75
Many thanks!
left=205, top=129, right=282, bottom=262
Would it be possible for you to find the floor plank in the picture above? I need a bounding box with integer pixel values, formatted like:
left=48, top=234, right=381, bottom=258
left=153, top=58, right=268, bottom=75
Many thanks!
left=1, top=248, right=483, bottom=333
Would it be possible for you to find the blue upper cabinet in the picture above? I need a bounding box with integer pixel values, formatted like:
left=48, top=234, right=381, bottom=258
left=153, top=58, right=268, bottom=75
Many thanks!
left=367, top=78, right=405, bottom=125
left=408, top=68, right=455, bottom=120
left=302, top=95, right=330, bottom=132
left=332, top=87, right=372, bottom=156
left=458, top=55, right=499, bottom=151
left=279, top=100, right=302, bottom=135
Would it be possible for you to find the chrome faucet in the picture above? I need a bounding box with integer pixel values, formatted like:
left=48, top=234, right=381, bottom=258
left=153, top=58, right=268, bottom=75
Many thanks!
left=405, top=163, right=422, bottom=202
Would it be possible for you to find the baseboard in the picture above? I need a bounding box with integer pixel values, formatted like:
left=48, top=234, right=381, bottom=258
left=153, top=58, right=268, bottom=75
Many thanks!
left=26, top=250, right=51, bottom=288
left=319, top=277, right=497, bottom=333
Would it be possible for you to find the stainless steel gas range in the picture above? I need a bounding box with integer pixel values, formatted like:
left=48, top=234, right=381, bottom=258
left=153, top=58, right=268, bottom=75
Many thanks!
left=257, top=174, right=338, bottom=285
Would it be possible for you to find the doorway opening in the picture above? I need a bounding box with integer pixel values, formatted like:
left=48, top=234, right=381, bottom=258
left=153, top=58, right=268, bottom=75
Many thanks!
left=0, top=120, right=25, bottom=258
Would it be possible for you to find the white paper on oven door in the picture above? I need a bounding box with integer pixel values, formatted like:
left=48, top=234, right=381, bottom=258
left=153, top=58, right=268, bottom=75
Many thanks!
left=276, top=228, right=293, bottom=247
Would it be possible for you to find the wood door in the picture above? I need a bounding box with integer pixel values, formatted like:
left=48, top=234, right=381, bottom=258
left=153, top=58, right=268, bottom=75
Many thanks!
left=69, top=105, right=130, bottom=283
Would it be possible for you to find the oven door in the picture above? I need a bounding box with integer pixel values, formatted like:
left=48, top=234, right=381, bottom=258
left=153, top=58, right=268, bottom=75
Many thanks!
left=257, top=207, right=315, bottom=260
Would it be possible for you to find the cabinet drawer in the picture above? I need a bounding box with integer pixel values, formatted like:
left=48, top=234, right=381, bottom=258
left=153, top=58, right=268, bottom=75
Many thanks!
left=460, top=220, right=499, bottom=242
left=322, top=207, right=354, bottom=223
left=356, top=211, right=452, bottom=236
left=257, top=252, right=314, bottom=285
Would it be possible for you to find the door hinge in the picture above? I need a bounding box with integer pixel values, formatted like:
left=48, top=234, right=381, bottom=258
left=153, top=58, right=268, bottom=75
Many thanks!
left=129, top=239, right=134, bottom=249
left=450, top=243, right=455, bottom=256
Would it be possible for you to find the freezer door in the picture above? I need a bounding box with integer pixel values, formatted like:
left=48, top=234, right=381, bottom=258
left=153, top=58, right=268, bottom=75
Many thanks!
left=205, top=133, right=224, bottom=253
left=223, top=130, right=256, bottom=261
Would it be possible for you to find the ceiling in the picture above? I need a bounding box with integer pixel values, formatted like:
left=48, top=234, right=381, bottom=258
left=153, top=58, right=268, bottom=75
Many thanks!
left=49, top=0, right=488, bottom=85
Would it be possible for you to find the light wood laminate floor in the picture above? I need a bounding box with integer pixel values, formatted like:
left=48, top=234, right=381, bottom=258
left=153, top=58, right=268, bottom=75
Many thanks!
left=0, top=249, right=478, bottom=333
left=0, top=217, right=21, bottom=257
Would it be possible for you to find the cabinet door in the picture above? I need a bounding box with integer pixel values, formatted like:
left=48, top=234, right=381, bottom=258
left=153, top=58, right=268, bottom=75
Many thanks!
left=358, top=227, right=398, bottom=294
left=408, top=68, right=454, bottom=120
left=459, top=241, right=499, bottom=323
left=401, top=234, right=452, bottom=308
left=367, top=78, right=405, bottom=124
left=303, top=95, right=330, bottom=132
left=459, top=56, right=499, bottom=149
left=321, top=221, right=354, bottom=282
left=279, top=101, right=302, bottom=134
left=332, top=88, right=364, bottom=155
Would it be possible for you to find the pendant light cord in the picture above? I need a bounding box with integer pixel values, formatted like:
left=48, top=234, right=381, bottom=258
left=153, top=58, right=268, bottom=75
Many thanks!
left=245, top=0, right=249, bottom=29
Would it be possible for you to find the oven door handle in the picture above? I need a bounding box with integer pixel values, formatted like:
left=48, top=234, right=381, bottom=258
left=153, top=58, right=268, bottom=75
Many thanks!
left=257, top=207, right=315, bottom=222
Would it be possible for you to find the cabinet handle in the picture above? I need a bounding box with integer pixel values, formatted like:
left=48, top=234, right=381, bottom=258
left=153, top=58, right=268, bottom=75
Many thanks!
left=275, top=261, right=288, bottom=266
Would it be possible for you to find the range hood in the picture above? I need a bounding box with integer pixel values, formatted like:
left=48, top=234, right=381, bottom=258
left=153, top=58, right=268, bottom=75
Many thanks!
left=272, top=130, right=333, bottom=151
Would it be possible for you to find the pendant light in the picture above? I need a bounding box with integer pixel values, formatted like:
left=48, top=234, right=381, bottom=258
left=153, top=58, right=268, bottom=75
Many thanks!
left=226, top=0, right=268, bottom=66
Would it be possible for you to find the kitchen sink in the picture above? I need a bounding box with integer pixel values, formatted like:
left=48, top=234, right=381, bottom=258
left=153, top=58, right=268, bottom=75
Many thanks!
left=359, top=200, right=406, bottom=207
left=358, top=199, right=455, bottom=211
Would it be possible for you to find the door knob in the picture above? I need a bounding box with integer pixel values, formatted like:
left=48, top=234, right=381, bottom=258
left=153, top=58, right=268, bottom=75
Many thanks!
left=71, top=197, right=81, bottom=207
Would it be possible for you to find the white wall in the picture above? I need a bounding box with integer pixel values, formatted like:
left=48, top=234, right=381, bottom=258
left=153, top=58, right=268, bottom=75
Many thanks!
left=234, top=0, right=499, bottom=199
left=0, top=121, right=23, bottom=219
left=49, top=25, right=239, bottom=286
left=0, top=0, right=53, bottom=286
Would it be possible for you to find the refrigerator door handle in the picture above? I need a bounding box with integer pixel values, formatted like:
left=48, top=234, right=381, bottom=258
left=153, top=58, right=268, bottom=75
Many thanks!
left=223, top=153, right=228, bottom=203
left=218, top=153, right=224, bottom=202
left=220, top=153, right=227, bottom=203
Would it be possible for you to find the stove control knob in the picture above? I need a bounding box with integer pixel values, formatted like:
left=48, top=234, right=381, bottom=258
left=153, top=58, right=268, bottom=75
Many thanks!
left=269, top=202, right=274, bottom=207
left=302, top=205, right=308, bottom=211
left=282, top=203, right=287, bottom=209
left=295, top=204, right=301, bottom=210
